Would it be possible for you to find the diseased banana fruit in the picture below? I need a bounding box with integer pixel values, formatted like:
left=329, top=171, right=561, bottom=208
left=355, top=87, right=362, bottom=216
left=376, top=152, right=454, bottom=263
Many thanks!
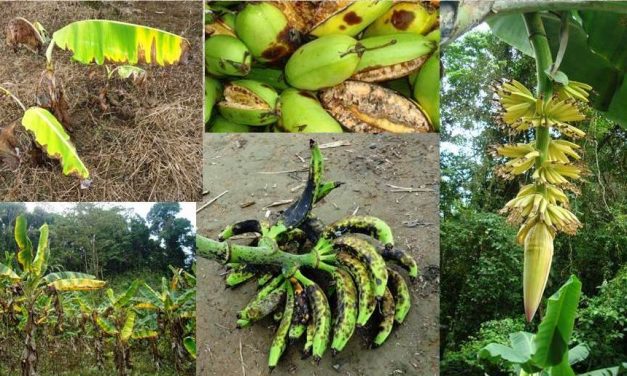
left=205, top=76, right=222, bottom=124
left=310, top=0, right=393, bottom=37
left=268, top=280, right=294, bottom=369
left=363, top=1, right=439, bottom=37
left=372, top=287, right=395, bottom=347
left=235, top=2, right=300, bottom=63
left=330, top=268, right=357, bottom=354
left=352, top=33, right=435, bottom=82
left=337, top=252, right=376, bottom=327
left=285, top=35, right=361, bottom=90
left=306, top=282, right=331, bottom=363
left=217, top=80, right=278, bottom=126
left=205, top=35, right=252, bottom=77
left=334, top=236, right=388, bottom=299
left=320, top=81, right=432, bottom=133
left=278, top=89, right=343, bottom=133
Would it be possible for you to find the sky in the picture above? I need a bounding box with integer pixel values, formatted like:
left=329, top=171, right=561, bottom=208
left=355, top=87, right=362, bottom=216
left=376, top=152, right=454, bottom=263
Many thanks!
left=22, top=202, right=196, bottom=228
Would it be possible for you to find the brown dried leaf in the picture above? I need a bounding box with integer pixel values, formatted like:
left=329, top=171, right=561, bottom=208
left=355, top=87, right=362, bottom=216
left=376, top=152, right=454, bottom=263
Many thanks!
left=36, top=70, right=73, bottom=132
left=5, top=17, right=44, bottom=54
left=0, top=122, right=19, bottom=169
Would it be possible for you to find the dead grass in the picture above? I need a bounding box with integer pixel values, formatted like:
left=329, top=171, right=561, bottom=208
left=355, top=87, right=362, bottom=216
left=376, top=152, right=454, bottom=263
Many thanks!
left=0, top=1, right=203, bottom=201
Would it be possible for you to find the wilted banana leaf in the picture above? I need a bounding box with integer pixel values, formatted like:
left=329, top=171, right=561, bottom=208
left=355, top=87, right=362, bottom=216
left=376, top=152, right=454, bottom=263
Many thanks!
left=31, top=224, right=49, bottom=276
left=50, top=20, right=190, bottom=66
left=120, top=311, right=136, bottom=342
left=21, top=107, right=90, bottom=180
left=96, top=316, right=118, bottom=335
left=0, top=262, right=20, bottom=281
left=48, top=278, right=106, bottom=291
left=488, top=11, right=627, bottom=128
left=14, top=214, right=33, bottom=271
left=42, top=271, right=97, bottom=283
left=532, top=275, right=581, bottom=368
left=132, top=329, right=158, bottom=340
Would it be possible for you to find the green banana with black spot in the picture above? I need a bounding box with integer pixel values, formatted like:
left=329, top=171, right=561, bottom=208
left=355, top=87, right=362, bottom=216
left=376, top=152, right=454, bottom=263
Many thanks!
left=322, top=216, right=395, bottom=248
left=306, top=282, right=331, bottom=363
left=330, top=268, right=357, bottom=355
left=268, top=280, right=294, bottom=369
left=334, top=236, right=388, bottom=299
left=372, top=287, right=395, bottom=347
left=387, top=268, right=411, bottom=323
left=302, top=320, right=315, bottom=359
left=380, top=246, right=419, bottom=279
left=336, top=252, right=376, bottom=326
left=237, top=275, right=284, bottom=327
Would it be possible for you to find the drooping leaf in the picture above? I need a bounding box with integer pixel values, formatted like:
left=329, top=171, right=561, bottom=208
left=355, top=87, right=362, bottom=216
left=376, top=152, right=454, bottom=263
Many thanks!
left=532, top=275, right=582, bottom=368
left=48, top=278, right=106, bottom=291
left=579, top=363, right=627, bottom=376
left=120, top=311, right=136, bottom=342
left=21, top=107, right=90, bottom=180
left=114, top=279, right=142, bottom=308
left=0, top=262, right=20, bottom=281
left=14, top=214, right=33, bottom=271
left=478, top=343, right=530, bottom=364
left=50, top=20, right=190, bottom=66
left=132, top=329, right=158, bottom=340
left=509, top=332, right=535, bottom=362
left=183, top=336, right=196, bottom=359
left=31, top=223, right=49, bottom=276
left=96, top=316, right=118, bottom=335
left=567, top=343, right=590, bottom=365
left=43, top=271, right=96, bottom=284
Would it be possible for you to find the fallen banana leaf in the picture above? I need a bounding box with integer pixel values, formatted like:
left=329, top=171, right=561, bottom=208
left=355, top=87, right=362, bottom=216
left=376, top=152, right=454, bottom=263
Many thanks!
left=21, top=107, right=90, bottom=180
left=49, top=20, right=190, bottom=66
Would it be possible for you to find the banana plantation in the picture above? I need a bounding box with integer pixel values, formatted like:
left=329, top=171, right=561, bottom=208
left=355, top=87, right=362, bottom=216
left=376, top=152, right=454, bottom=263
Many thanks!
left=0, top=205, right=196, bottom=375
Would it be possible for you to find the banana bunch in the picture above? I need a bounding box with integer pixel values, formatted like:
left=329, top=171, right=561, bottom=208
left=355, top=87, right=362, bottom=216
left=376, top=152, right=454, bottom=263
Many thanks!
left=204, top=1, right=440, bottom=133
left=197, top=141, right=420, bottom=368
left=492, top=79, right=591, bottom=321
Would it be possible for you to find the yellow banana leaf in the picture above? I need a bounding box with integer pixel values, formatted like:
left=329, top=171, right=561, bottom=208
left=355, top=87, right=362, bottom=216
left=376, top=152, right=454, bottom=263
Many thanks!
left=132, top=329, right=158, bottom=340
left=50, top=20, right=190, bottom=66
left=48, top=278, right=106, bottom=291
left=31, top=224, right=49, bottom=276
left=96, top=316, right=118, bottom=336
left=43, top=271, right=96, bottom=283
left=21, top=107, right=90, bottom=180
left=0, top=262, right=20, bottom=281
left=121, top=311, right=136, bottom=342
left=14, top=214, right=33, bottom=271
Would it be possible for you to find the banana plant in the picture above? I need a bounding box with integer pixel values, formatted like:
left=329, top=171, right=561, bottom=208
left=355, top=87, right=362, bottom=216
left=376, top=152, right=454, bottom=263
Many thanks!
left=136, top=266, right=196, bottom=370
left=478, top=275, right=627, bottom=376
left=94, top=279, right=158, bottom=376
left=0, top=214, right=106, bottom=376
left=197, top=140, right=420, bottom=367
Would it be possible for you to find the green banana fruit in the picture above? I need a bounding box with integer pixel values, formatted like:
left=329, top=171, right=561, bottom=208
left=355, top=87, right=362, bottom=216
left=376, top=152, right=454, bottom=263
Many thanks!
left=379, top=246, right=419, bottom=279
left=257, top=272, right=274, bottom=288
left=310, top=0, right=393, bottom=37
left=334, top=236, right=388, bottom=299
left=217, top=79, right=278, bottom=126
left=372, top=287, right=395, bottom=347
left=218, top=219, right=263, bottom=241
left=268, top=280, right=294, bottom=369
left=237, top=275, right=284, bottom=325
left=235, top=2, right=299, bottom=63
left=322, top=215, right=395, bottom=248
left=387, top=268, right=410, bottom=323
left=315, top=181, right=344, bottom=203
left=205, top=14, right=237, bottom=37
left=209, top=115, right=250, bottom=133
left=246, top=67, right=289, bottom=91
left=278, top=88, right=343, bottom=133
left=245, top=283, right=286, bottom=322
left=289, top=322, right=306, bottom=342
left=412, top=48, right=440, bottom=131
left=320, top=81, right=432, bottom=133
left=306, top=282, right=332, bottom=363
left=330, top=268, right=357, bottom=354
left=225, top=266, right=255, bottom=287
left=204, top=76, right=222, bottom=124
left=352, top=33, right=435, bottom=82
left=523, top=222, right=554, bottom=322
left=205, top=35, right=251, bottom=77
left=363, top=2, right=439, bottom=37
left=337, top=252, right=376, bottom=327
left=285, top=35, right=360, bottom=90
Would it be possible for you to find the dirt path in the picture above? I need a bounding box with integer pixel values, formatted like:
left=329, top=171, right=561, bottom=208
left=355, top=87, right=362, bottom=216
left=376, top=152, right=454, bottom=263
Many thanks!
left=197, top=134, right=440, bottom=376
left=0, top=1, right=202, bottom=201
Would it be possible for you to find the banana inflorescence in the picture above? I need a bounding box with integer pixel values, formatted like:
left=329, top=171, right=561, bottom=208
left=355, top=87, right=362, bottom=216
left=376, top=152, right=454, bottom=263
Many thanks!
left=493, top=78, right=591, bottom=321
left=197, top=141, right=422, bottom=368
left=204, top=0, right=440, bottom=133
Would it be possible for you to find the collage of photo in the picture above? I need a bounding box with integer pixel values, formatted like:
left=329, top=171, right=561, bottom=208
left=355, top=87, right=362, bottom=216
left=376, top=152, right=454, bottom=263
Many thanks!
left=0, top=1, right=625, bottom=375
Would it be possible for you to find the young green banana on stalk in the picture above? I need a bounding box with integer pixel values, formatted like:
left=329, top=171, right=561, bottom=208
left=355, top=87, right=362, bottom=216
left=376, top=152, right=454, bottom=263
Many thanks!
left=493, top=79, right=590, bottom=321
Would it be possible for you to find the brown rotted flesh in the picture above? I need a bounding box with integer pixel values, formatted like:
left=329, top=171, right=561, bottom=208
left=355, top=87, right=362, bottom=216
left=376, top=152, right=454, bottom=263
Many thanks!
left=320, top=81, right=431, bottom=133
left=352, top=56, right=428, bottom=83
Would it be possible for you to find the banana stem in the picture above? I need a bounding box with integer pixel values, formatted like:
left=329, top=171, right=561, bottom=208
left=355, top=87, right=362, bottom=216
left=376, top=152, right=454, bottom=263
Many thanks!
left=523, top=12, right=554, bottom=194
left=0, top=86, right=26, bottom=112
left=196, top=234, right=321, bottom=270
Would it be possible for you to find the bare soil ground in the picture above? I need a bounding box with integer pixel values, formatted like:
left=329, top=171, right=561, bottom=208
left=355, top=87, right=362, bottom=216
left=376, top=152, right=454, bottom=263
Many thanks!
left=197, top=134, right=440, bottom=376
left=0, top=1, right=202, bottom=201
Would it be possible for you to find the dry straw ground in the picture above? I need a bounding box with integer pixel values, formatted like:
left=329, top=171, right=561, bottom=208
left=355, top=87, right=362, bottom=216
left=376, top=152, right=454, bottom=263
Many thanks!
left=0, top=1, right=202, bottom=201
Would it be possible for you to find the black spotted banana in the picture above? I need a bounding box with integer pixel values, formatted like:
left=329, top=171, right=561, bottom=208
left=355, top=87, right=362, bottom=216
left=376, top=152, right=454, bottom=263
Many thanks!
left=336, top=252, right=376, bottom=326
left=268, top=280, right=294, bottom=369
left=322, top=215, right=395, bottom=248
left=330, top=268, right=357, bottom=355
left=387, top=268, right=411, bottom=323
left=237, top=275, right=284, bottom=327
left=379, top=246, right=419, bottom=279
left=372, top=287, right=395, bottom=347
left=334, top=236, right=388, bottom=299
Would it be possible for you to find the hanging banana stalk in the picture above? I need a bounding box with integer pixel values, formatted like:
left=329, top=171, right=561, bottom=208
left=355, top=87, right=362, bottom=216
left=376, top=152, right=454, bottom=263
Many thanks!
left=492, top=12, right=591, bottom=321
left=197, top=140, right=420, bottom=368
